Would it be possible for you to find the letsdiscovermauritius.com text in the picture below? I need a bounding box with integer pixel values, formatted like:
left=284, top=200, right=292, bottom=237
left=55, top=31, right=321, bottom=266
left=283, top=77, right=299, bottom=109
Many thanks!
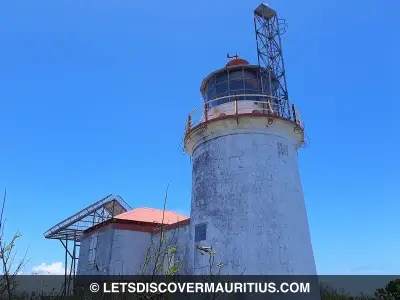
left=91, top=282, right=311, bottom=294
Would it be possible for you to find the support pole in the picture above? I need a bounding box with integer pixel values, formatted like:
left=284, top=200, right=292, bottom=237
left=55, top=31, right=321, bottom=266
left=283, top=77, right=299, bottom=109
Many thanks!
left=111, top=200, right=115, bottom=217
left=64, top=236, right=68, bottom=296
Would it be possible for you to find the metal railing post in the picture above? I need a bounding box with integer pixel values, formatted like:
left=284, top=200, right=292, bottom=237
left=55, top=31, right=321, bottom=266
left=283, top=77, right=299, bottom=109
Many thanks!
left=234, top=96, right=238, bottom=115
left=184, top=95, right=303, bottom=134
left=204, top=103, right=208, bottom=122
left=186, top=115, right=191, bottom=134
left=267, top=98, right=273, bottom=115
left=291, top=104, right=297, bottom=124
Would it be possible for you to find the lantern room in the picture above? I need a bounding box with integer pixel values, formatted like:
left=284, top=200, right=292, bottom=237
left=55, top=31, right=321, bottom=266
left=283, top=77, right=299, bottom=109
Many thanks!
left=200, top=57, right=279, bottom=108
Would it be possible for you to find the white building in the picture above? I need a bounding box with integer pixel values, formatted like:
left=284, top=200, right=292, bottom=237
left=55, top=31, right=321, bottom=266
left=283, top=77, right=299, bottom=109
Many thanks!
left=77, top=207, right=190, bottom=275
left=73, top=56, right=317, bottom=276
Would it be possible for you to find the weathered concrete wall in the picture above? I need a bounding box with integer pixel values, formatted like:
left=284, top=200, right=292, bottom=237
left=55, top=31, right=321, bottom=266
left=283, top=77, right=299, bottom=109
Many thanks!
left=149, top=224, right=192, bottom=275
left=189, top=127, right=317, bottom=275
left=108, top=229, right=151, bottom=275
left=77, top=224, right=191, bottom=275
left=76, top=225, right=151, bottom=275
left=76, top=235, right=88, bottom=275
left=77, top=225, right=114, bottom=275
left=76, top=236, right=89, bottom=275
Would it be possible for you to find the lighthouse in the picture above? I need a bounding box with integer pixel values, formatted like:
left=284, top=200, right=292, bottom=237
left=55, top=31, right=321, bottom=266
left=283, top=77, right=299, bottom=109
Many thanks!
left=184, top=4, right=317, bottom=275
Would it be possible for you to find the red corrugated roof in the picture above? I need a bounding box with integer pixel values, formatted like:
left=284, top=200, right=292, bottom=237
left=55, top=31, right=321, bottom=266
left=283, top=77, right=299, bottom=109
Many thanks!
left=114, top=207, right=189, bottom=225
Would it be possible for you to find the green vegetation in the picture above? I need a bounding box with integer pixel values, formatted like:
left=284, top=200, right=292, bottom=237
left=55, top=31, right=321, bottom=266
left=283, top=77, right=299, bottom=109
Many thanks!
left=319, top=279, right=400, bottom=300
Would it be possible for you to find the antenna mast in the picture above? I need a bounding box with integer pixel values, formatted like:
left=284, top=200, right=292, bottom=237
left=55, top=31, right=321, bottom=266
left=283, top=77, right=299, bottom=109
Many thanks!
left=254, top=3, right=291, bottom=118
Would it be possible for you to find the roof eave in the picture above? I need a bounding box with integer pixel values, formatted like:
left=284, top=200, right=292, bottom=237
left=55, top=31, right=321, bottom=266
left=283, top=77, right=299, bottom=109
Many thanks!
left=82, top=217, right=190, bottom=235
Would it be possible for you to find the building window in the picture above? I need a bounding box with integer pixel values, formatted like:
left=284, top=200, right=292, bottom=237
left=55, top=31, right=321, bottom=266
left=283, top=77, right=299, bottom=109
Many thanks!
left=87, top=232, right=98, bottom=267
left=195, top=224, right=207, bottom=242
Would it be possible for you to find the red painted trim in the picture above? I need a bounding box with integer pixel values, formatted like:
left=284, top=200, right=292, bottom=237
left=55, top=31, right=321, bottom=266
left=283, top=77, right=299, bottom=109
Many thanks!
left=153, top=219, right=190, bottom=233
left=112, top=223, right=157, bottom=233
left=83, top=218, right=190, bottom=234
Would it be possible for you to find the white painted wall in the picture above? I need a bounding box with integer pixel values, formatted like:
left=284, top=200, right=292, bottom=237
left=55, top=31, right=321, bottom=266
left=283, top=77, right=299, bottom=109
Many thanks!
left=150, top=224, right=192, bottom=275
left=77, top=224, right=191, bottom=275
left=207, top=100, right=278, bottom=121
left=76, top=225, right=151, bottom=275
left=187, top=120, right=317, bottom=275
left=109, top=229, right=151, bottom=275
left=77, top=225, right=114, bottom=275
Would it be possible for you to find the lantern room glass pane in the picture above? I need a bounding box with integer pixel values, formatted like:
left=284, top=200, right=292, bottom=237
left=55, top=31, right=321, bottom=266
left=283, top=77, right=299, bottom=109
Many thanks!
left=244, top=78, right=259, bottom=91
left=207, top=86, right=216, bottom=101
left=207, top=76, right=216, bottom=90
left=243, top=70, right=257, bottom=79
left=216, top=72, right=228, bottom=84
left=216, top=81, right=229, bottom=96
left=230, top=79, right=244, bottom=91
left=204, top=67, right=277, bottom=108
left=229, top=69, right=243, bottom=80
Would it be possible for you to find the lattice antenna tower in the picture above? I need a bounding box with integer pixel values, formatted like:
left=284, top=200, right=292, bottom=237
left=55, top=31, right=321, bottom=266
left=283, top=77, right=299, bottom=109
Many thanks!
left=254, top=4, right=291, bottom=118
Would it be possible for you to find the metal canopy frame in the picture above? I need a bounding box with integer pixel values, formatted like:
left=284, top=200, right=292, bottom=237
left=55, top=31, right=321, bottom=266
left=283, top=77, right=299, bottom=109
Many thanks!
left=44, top=194, right=131, bottom=295
left=44, top=194, right=130, bottom=241
left=254, top=3, right=291, bottom=119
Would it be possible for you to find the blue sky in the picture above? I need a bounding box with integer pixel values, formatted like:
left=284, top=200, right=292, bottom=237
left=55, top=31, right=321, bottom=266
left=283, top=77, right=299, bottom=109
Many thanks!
left=0, top=0, right=399, bottom=275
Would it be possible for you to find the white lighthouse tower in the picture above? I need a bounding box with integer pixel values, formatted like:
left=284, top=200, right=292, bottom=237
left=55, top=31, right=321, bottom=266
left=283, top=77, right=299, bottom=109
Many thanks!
left=184, top=4, right=317, bottom=275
